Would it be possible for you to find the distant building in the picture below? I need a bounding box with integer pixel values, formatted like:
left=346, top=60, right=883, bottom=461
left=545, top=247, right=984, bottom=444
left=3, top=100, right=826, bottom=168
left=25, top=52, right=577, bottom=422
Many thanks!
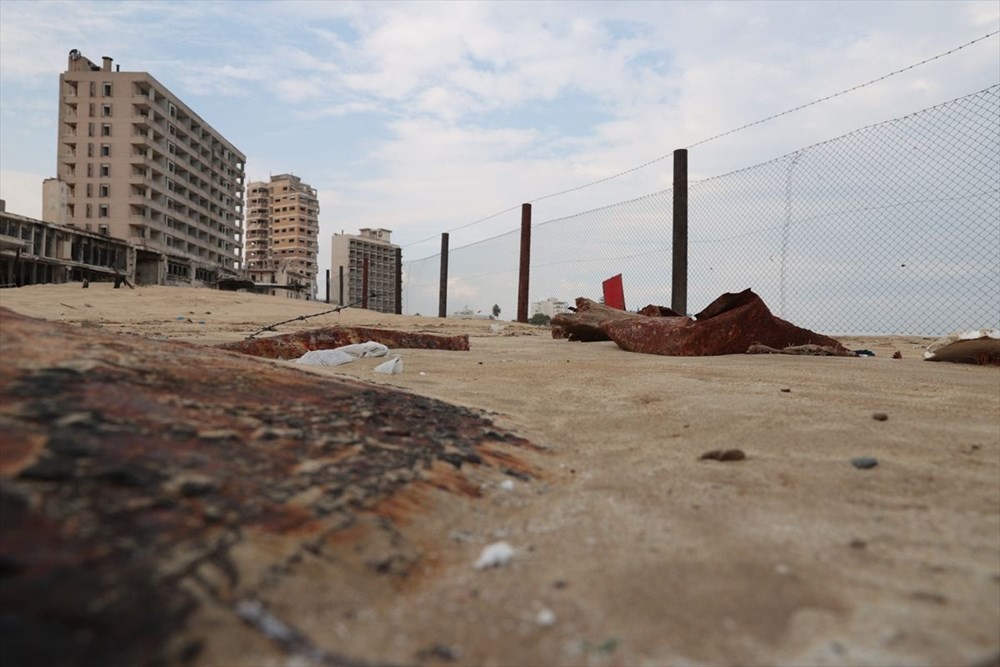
left=45, top=49, right=246, bottom=286
left=532, top=297, right=570, bottom=318
left=452, top=306, right=491, bottom=319
left=331, top=228, right=400, bottom=313
left=244, top=174, right=319, bottom=299
left=0, top=199, right=137, bottom=287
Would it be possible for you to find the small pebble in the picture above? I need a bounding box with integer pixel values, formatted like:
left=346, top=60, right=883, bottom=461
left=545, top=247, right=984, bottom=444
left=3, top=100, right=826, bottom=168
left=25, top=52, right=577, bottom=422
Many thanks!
left=851, top=457, right=879, bottom=470
left=500, top=479, right=515, bottom=491
left=535, top=608, right=556, bottom=626
left=892, top=351, right=902, bottom=359
left=780, top=388, right=791, bottom=393
left=699, top=449, right=746, bottom=462
left=873, top=413, right=889, bottom=421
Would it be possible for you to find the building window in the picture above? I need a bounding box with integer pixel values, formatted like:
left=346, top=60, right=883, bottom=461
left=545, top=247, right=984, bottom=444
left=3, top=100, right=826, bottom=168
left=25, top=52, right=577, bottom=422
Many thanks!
left=89, top=82, right=96, bottom=97
left=101, top=123, right=111, bottom=137
left=86, top=164, right=93, bottom=178
left=87, top=143, right=94, bottom=157
left=86, top=204, right=93, bottom=218
left=100, top=164, right=110, bottom=177
left=88, top=122, right=94, bottom=137
left=100, top=144, right=110, bottom=157
left=102, top=82, right=112, bottom=97
left=99, top=225, right=109, bottom=235
left=86, top=183, right=92, bottom=197
left=99, top=184, right=109, bottom=198
left=98, top=205, right=109, bottom=218
left=102, top=103, right=112, bottom=117
left=88, top=103, right=95, bottom=116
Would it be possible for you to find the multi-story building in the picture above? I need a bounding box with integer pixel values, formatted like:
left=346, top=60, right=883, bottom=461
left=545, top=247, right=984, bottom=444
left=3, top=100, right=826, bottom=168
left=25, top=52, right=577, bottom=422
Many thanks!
left=45, top=49, right=246, bottom=285
left=0, top=199, right=136, bottom=287
left=532, top=297, right=571, bottom=318
left=244, top=174, right=319, bottom=299
left=331, top=228, right=400, bottom=313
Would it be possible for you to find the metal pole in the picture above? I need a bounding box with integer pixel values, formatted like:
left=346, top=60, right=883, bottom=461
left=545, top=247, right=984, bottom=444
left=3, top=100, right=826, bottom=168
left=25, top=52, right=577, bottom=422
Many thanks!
left=517, top=203, right=531, bottom=323
left=325, top=269, right=330, bottom=304
left=394, top=247, right=403, bottom=315
left=362, top=256, right=369, bottom=309
left=438, top=233, right=449, bottom=318
left=672, top=149, right=688, bottom=316
left=338, top=266, right=344, bottom=306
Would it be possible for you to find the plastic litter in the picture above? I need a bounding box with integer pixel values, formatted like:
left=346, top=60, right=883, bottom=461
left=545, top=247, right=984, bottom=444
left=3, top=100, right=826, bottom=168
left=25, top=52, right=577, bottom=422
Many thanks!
left=374, top=355, right=403, bottom=375
left=295, top=342, right=389, bottom=367
left=500, top=479, right=515, bottom=491
left=474, top=541, right=515, bottom=569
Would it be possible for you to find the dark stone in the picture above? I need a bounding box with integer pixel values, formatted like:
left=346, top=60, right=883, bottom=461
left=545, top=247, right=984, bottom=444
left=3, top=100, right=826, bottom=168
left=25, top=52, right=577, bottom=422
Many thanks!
left=699, top=449, right=747, bottom=462
left=873, top=413, right=889, bottom=421
left=851, top=457, right=879, bottom=469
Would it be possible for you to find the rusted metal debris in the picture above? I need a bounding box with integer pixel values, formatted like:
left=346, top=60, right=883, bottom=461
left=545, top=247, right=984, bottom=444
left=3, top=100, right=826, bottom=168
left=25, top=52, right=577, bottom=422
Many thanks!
left=556, top=289, right=849, bottom=357
left=0, top=308, right=536, bottom=666
left=550, top=298, right=644, bottom=342
left=747, top=344, right=855, bottom=357
left=217, top=326, right=470, bottom=360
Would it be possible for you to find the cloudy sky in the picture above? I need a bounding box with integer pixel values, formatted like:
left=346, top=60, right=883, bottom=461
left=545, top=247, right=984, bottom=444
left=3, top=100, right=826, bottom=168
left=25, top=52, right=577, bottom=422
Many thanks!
left=1, top=0, right=997, bottom=308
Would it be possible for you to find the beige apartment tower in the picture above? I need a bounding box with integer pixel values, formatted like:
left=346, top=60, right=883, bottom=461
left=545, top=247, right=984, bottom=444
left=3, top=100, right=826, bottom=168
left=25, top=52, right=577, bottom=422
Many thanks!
left=46, top=49, right=246, bottom=284
left=244, top=174, right=319, bottom=299
left=331, top=228, right=400, bottom=313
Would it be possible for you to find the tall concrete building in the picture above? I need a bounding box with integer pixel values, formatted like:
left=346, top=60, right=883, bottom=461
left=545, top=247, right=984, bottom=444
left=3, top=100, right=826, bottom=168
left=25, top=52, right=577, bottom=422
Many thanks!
left=331, top=228, right=400, bottom=313
left=244, top=174, right=319, bottom=299
left=45, top=49, right=246, bottom=285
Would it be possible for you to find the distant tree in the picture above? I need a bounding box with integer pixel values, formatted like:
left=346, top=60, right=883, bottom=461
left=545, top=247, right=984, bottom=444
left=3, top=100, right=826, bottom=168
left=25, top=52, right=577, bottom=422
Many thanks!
left=528, top=313, right=551, bottom=326
left=492, top=304, right=501, bottom=318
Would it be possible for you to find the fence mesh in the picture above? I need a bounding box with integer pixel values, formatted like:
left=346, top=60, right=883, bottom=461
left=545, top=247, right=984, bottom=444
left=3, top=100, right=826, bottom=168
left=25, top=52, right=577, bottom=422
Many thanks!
left=403, top=85, right=1000, bottom=336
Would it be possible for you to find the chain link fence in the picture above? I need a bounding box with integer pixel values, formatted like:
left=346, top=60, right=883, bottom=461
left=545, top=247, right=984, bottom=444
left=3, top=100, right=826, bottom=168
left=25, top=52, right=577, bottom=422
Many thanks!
left=403, top=85, right=999, bottom=335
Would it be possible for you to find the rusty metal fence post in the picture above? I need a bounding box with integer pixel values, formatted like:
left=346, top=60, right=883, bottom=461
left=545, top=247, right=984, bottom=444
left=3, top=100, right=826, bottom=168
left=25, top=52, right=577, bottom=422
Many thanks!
left=394, top=247, right=402, bottom=315
left=438, top=233, right=449, bottom=318
left=517, top=203, right=531, bottom=323
left=672, top=148, right=688, bottom=316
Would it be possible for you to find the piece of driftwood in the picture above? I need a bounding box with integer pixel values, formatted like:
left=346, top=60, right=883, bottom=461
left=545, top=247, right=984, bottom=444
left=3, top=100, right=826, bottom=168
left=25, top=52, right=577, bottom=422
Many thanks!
left=747, top=344, right=856, bottom=357
left=551, top=298, right=645, bottom=341
left=217, top=326, right=470, bottom=360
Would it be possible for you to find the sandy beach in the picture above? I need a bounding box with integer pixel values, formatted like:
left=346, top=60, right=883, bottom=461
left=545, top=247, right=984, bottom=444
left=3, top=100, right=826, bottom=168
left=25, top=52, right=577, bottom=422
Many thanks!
left=1, top=283, right=998, bottom=667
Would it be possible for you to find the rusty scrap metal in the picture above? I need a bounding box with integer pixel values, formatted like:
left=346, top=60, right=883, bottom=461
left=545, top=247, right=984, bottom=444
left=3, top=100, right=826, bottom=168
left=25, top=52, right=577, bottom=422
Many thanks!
left=601, top=289, right=849, bottom=356
left=218, top=326, right=470, bottom=360
left=0, top=308, right=536, bottom=666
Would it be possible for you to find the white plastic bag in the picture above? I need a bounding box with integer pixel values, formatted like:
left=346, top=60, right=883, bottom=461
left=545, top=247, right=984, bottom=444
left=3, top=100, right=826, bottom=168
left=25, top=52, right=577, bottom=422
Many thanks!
left=373, top=355, right=403, bottom=375
left=295, top=341, right=389, bottom=366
